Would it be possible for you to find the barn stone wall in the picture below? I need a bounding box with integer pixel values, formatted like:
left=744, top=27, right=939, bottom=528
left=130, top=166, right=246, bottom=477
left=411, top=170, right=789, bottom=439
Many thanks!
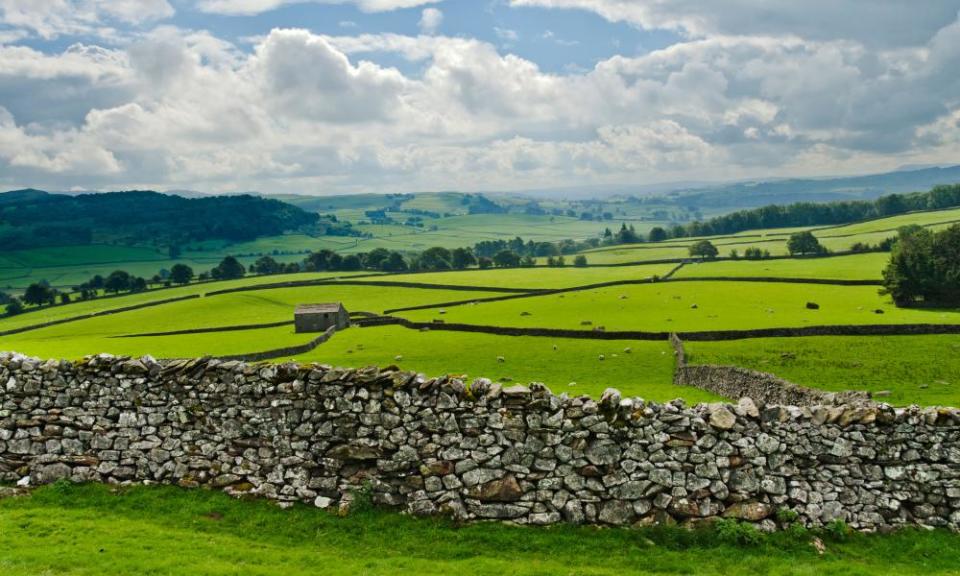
left=2, top=352, right=959, bottom=531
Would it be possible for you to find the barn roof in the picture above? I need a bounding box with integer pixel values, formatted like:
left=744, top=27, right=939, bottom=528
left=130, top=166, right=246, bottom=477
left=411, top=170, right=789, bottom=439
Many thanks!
left=295, top=303, right=344, bottom=315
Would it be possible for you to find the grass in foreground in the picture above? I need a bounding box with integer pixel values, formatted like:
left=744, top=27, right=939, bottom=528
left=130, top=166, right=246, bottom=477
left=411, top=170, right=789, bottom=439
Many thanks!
left=2, top=483, right=959, bottom=576
left=687, top=335, right=960, bottom=406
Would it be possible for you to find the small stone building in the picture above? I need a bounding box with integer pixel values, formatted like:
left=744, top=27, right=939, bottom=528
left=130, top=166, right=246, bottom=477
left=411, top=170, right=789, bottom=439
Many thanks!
left=294, top=303, right=349, bottom=333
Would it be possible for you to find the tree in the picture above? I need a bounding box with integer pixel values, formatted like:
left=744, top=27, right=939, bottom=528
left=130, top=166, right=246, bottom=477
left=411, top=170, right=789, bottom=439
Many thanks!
left=304, top=250, right=341, bottom=272
left=170, top=264, right=194, bottom=285
left=573, top=255, right=588, bottom=267
left=252, top=256, right=281, bottom=275
left=419, top=247, right=453, bottom=271
left=363, top=248, right=391, bottom=270
left=59, top=292, right=71, bottom=305
left=451, top=247, right=477, bottom=270
left=341, top=254, right=363, bottom=271
left=648, top=227, right=668, bottom=242
left=130, top=277, right=148, bottom=292
left=688, top=240, right=718, bottom=259
left=882, top=224, right=960, bottom=307
left=744, top=247, right=765, bottom=260
left=478, top=256, right=493, bottom=269
left=5, top=299, right=24, bottom=316
left=493, top=249, right=521, bottom=268
left=381, top=252, right=408, bottom=272
left=23, top=283, right=55, bottom=306
left=105, top=270, right=132, bottom=293
left=615, top=223, right=641, bottom=244
left=211, top=256, right=245, bottom=280
left=520, top=255, right=536, bottom=267
left=787, top=231, right=825, bottom=256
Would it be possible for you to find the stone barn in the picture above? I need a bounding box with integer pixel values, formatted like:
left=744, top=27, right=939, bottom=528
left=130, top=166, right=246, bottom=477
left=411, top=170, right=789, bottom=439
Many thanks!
left=294, top=303, right=349, bottom=333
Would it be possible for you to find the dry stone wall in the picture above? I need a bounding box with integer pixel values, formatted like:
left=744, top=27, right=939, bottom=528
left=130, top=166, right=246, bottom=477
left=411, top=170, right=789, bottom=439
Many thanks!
left=670, top=334, right=874, bottom=407
left=2, top=352, right=959, bottom=532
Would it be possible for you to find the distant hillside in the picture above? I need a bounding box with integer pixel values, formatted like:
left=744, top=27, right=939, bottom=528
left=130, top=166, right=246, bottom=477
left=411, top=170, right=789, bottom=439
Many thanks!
left=670, top=165, right=960, bottom=209
left=0, top=190, right=319, bottom=250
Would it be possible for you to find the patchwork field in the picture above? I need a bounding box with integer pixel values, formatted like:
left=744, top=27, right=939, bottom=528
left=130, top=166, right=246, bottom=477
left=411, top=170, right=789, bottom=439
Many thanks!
left=4, top=207, right=960, bottom=409
left=5, top=199, right=960, bottom=576
left=394, top=281, right=960, bottom=332
left=577, top=207, right=960, bottom=265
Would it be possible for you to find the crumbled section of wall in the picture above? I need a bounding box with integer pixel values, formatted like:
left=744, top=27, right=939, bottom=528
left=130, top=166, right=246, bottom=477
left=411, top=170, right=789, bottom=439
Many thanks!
left=670, top=334, right=873, bottom=407
left=1, top=352, right=958, bottom=531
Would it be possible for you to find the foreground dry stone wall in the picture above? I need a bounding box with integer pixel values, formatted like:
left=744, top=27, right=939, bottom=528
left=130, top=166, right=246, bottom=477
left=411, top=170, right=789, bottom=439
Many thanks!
left=2, top=352, right=959, bottom=531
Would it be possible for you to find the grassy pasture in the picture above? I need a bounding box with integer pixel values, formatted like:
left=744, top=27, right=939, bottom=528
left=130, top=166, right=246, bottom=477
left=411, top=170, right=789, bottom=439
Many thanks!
left=396, top=281, right=960, bottom=332
left=0, top=286, right=505, bottom=355
left=289, top=325, right=711, bottom=402
left=812, top=206, right=960, bottom=235
left=0, top=271, right=378, bottom=332
left=687, top=335, right=960, bottom=407
left=387, top=262, right=677, bottom=289
left=675, top=253, right=889, bottom=280
left=4, top=483, right=959, bottom=576
left=574, top=207, right=960, bottom=265
left=1, top=324, right=312, bottom=359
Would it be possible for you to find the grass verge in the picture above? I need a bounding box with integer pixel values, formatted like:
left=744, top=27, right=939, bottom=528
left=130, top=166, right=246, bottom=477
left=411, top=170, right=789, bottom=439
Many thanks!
left=2, top=483, right=959, bottom=575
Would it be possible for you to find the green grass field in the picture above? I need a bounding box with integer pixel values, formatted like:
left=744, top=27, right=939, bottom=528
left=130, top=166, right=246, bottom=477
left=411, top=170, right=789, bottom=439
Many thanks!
left=675, top=253, right=889, bottom=280
left=290, top=326, right=711, bottom=402
left=395, top=281, right=960, bottom=332
left=4, top=205, right=960, bottom=410
left=0, top=271, right=378, bottom=332
left=686, top=335, right=960, bottom=406
left=576, top=207, right=960, bottom=265
left=2, top=483, right=959, bottom=576
left=388, top=262, right=677, bottom=289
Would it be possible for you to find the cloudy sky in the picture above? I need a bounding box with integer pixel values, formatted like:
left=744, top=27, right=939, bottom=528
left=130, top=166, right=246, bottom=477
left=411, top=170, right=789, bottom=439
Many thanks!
left=1, top=0, right=959, bottom=195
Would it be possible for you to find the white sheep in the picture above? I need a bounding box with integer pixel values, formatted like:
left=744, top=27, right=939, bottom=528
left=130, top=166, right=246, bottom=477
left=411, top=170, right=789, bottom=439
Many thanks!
left=497, top=356, right=505, bottom=363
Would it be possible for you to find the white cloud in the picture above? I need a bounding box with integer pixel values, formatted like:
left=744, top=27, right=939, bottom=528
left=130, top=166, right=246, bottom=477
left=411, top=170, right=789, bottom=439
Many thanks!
left=418, top=8, right=443, bottom=35
left=253, top=29, right=408, bottom=122
left=195, top=0, right=442, bottom=16
left=510, top=0, right=960, bottom=47
left=2, top=8, right=960, bottom=194
left=0, top=0, right=174, bottom=40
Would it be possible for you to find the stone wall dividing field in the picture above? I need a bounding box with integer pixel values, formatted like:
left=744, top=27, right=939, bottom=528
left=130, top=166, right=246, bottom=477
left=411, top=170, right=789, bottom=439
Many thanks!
left=1, top=352, right=958, bottom=532
left=670, top=334, right=873, bottom=407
